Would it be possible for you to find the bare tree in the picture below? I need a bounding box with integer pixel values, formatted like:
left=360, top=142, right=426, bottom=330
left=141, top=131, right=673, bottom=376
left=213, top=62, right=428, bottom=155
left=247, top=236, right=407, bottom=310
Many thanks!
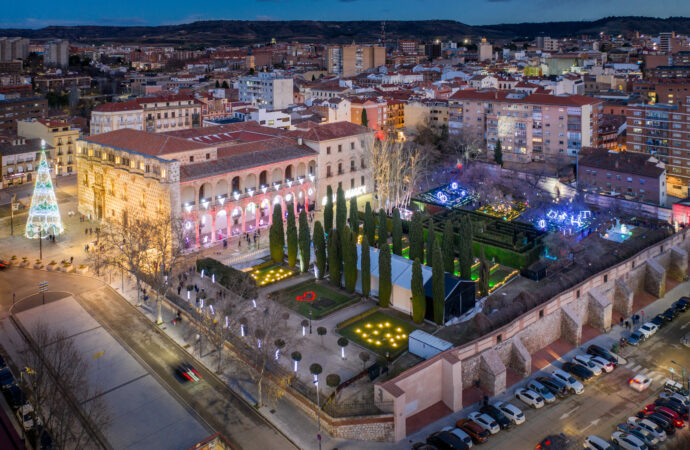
left=19, top=321, right=110, bottom=450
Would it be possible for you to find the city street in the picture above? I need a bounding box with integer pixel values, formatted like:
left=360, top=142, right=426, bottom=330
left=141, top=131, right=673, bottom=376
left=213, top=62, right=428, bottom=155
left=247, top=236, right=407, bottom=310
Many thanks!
left=0, top=267, right=296, bottom=450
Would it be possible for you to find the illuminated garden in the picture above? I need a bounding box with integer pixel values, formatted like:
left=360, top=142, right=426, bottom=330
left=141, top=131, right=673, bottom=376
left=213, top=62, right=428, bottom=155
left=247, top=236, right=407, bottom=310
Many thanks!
left=249, top=262, right=297, bottom=286
left=338, top=310, right=420, bottom=358
left=271, top=279, right=360, bottom=319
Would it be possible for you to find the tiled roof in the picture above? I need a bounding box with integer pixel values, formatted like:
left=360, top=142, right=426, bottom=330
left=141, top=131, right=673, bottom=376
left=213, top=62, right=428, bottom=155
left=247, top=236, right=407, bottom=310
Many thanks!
left=578, top=148, right=665, bottom=178
left=0, top=138, right=53, bottom=156
left=448, top=89, right=602, bottom=106
left=288, top=121, right=371, bottom=141
left=164, top=121, right=289, bottom=145
left=81, top=129, right=211, bottom=158
left=93, top=99, right=142, bottom=113
left=93, top=94, right=199, bottom=112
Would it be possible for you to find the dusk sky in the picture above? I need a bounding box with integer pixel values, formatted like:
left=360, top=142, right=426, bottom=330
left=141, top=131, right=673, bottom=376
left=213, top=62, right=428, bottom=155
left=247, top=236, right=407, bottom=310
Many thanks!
left=2, top=0, right=690, bottom=29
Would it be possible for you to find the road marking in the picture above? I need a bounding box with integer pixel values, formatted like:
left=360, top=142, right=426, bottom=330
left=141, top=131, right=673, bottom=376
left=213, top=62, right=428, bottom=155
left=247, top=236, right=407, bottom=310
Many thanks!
left=560, top=406, right=580, bottom=420
left=582, top=418, right=601, bottom=431
left=650, top=373, right=664, bottom=382
left=631, top=364, right=642, bottom=372
left=625, top=361, right=635, bottom=368
left=681, top=322, right=689, bottom=330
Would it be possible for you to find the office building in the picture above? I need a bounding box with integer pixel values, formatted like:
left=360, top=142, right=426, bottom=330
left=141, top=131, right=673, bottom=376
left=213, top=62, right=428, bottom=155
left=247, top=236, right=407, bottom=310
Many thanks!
left=326, top=45, right=385, bottom=77
left=237, top=71, right=293, bottom=110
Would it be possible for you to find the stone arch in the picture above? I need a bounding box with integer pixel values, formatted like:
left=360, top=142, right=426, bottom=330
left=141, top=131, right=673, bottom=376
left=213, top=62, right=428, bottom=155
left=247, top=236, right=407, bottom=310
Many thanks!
left=272, top=167, right=283, bottom=184
left=245, top=202, right=257, bottom=231
left=199, top=213, right=213, bottom=245
left=296, top=162, right=306, bottom=178
left=285, top=164, right=294, bottom=181
left=259, top=199, right=271, bottom=228
left=231, top=176, right=241, bottom=194
left=181, top=185, right=195, bottom=204
left=259, top=170, right=268, bottom=187
left=216, top=210, right=228, bottom=240
left=230, top=207, right=242, bottom=236
left=216, top=179, right=228, bottom=199
left=308, top=160, right=316, bottom=176
left=245, top=173, right=257, bottom=191
left=199, top=182, right=213, bottom=203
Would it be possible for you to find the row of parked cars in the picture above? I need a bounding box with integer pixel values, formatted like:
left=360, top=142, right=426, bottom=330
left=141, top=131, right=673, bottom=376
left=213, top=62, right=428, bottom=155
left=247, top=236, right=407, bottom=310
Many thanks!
left=626, top=297, right=688, bottom=346
left=0, top=355, right=53, bottom=449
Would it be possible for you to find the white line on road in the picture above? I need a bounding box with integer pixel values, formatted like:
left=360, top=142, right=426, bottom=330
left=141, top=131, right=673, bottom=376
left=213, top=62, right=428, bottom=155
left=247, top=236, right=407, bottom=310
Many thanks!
left=559, top=405, right=580, bottom=420
left=681, top=322, right=689, bottom=330
left=625, top=361, right=635, bottom=368
left=581, top=418, right=601, bottom=431
left=631, top=364, right=642, bottom=372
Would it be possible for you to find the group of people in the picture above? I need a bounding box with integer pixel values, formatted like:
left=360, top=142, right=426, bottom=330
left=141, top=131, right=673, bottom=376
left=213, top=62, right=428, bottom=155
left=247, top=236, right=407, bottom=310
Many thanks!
left=618, top=310, right=645, bottom=331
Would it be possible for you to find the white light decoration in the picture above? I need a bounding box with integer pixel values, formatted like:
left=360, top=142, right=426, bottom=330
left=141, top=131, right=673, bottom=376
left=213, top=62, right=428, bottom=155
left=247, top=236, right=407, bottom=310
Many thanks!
left=233, top=191, right=240, bottom=200
left=286, top=194, right=292, bottom=202
left=293, top=360, right=298, bottom=372
left=308, top=188, right=313, bottom=195
left=252, top=298, right=257, bottom=308
left=201, top=269, right=205, bottom=278
left=247, top=188, right=254, bottom=196
left=341, top=347, right=345, bottom=359
left=257, top=338, right=262, bottom=348
left=201, top=200, right=209, bottom=209
left=451, top=181, right=458, bottom=190
left=299, top=191, right=303, bottom=198
left=274, top=182, right=281, bottom=191
left=298, top=177, right=304, bottom=185
left=185, top=221, right=192, bottom=230
left=184, top=204, right=193, bottom=212
left=224, top=316, right=229, bottom=328
left=25, top=149, right=63, bottom=239
left=200, top=299, right=204, bottom=309
left=218, top=197, right=225, bottom=205
left=302, top=325, right=306, bottom=336
left=287, top=180, right=292, bottom=188
left=187, top=291, right=190, bottom=300
left=308, top=174, right=314, bottom=182
left=209, top=304, right=215, bottom=315
left=241, top=324, right=246, bottom=337
left=261, top=186, right=268, bottom=193
left=275, top=349, right=280, bottom=360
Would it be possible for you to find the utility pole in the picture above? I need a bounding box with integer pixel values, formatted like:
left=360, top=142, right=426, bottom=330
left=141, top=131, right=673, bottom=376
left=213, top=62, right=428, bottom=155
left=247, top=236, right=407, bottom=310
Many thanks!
left=10, top=194, right=16, bottom=235
left=38, top=225, right=43, bottom=260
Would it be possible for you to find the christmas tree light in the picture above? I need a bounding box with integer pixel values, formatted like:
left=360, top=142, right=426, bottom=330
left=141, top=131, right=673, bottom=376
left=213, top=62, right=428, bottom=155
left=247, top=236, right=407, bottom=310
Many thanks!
left=25, top=146, right=63, bottom=239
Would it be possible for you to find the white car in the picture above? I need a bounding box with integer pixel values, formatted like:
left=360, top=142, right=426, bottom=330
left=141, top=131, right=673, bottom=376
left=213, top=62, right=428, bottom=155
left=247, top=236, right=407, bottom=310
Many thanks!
left=611, top=431, right=648, bottom=450
left=441, top=426, right=473, bottom=448
left=584, top=435, right=614, bottom=450
left=468, top=412, right=500, bottom=434
left=572, top=355, right=602, bottom=376
left=589, top=355, right=615, bottom=373
left=627, top=417, right=666, bottom=441
left=15, top=404, right=36, bottom=431
left=638, top=322, right=658, bottom=338
left=659, top=391, right=690, bottom=406
left=492, top=401, right=525, bottom=425
left=527, top=380, right=556, bottom=403
left=551, top=369, right=584, bottom=394
left=628, top=374, right=652, bottom=392
left=514, top=388, right=544, bottom=409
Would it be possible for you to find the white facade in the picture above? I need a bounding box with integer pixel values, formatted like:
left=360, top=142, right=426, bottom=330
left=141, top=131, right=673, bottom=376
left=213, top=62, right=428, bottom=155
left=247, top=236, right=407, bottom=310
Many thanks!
left=238, top=72, right=293, bottom=110
left=45, top=40, right=70, bottom=67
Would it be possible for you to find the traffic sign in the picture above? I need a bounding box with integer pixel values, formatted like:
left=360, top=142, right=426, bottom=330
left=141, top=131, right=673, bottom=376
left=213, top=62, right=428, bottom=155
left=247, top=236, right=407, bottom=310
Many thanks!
left=38, top=282, right=48, bottom=293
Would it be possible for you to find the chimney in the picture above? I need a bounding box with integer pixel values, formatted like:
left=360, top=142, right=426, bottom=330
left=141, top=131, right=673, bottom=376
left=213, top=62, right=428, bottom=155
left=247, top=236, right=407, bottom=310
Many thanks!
left=297, top=137, right=303, bottom=145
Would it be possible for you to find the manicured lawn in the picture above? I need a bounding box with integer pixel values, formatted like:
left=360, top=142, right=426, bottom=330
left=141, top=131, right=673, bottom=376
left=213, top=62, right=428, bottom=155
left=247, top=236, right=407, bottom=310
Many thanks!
left=273, top=280, right=359, bottom=319
left=338, top=310, right=420, bottom=358
left=249, top=262, right=297, bottom=287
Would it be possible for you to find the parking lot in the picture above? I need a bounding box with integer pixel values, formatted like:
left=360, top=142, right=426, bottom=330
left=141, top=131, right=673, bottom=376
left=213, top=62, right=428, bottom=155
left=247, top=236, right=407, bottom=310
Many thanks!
left=413, top=293, right=690, bottom=449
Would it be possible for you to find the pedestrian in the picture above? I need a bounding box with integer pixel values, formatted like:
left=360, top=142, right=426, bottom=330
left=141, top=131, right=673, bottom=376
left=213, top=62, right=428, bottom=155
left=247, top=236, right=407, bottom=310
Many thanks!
left=238, top=238, right=241, bottom=248
left=90, top=227, right=93, bottom=235
left=619, top=317, right=623, bottom=327
left=70, top=256, right=73, bottom=264
left=194, top=284, right=199, bottom=292
left=625, top=320, right=630, bottom=330
left=85, top=228, right=88, bottom=235
left=177, top=286, right=182, bottom=295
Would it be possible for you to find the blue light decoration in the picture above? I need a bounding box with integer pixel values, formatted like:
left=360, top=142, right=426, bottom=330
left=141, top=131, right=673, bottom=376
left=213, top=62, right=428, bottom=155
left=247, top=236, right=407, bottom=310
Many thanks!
left=450, top=182, right=459, bottom=190
left=536, top=208, right=593, bottom=233
left=418, top=183, right=476, bottom=209
left=436, top=191, right=449, bottom=203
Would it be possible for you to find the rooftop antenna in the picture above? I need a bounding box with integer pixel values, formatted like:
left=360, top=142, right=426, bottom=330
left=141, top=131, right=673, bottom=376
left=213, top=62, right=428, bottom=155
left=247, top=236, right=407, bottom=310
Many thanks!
left=380, top=21, right=386, bottom=47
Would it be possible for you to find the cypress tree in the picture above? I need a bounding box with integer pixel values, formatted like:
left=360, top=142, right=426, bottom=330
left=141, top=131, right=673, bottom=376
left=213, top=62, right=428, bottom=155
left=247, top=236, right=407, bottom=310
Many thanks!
left=392, top=207, right=403, bottom=256
left=361, top=108, right=368, bottom=127
left=349, top=196, right=359, bottom=237
left=286, top=203, right=297, bottom=268
left=378, top=245, right=392, bottom=308
left=409, top=212, right=424, bottom=263
left=458, top=216, right=474, bottom=280
left=324, top=185, right=334, bottom=235
left=432, top=239, right=445, bottom=325
left=361, top=235, right=371, bottom=297
left=425, top=218, right=436, bottom=266
left=363, top=202, right=376, bottom=246
left=377, top=209, right=388, bottom=249
left=269, top=203, right=284, bottom=263
left=313, top=221, right=326, bottom=279
left=298, top=210, right=310, bottom=272
left=442, top=219, right=455, bottom=274
left=479, top=246, right=490, bottom=298
left=343, top=227, right=357, bottom=293
left=328, top=230, right=341, bottom=287
left=411, top=258, right=426, bottom=323
left=336, top=186, right=347, bottom=232
left=494, top=139, right=503, bottom=167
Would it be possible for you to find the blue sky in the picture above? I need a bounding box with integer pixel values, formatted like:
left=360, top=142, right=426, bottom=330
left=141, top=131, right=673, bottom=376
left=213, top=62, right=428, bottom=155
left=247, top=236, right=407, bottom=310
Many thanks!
left=1, top=0, right=689, bottom=29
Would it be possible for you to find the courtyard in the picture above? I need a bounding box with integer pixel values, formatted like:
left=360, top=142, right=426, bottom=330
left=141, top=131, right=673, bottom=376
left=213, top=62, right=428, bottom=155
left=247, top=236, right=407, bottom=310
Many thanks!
left=271, top=279, right=360, bottom=319
left=338, top=309, right=421, bottom=359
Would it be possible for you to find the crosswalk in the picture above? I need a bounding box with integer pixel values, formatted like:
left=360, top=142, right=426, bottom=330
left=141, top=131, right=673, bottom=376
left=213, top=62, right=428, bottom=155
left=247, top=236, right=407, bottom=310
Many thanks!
left=621, top=359, right=667, bottom=383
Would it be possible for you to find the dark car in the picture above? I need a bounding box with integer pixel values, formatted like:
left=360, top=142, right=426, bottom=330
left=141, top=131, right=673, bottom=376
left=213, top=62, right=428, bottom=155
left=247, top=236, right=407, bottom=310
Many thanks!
left=627, top=330, right=645, bottom=346
left=175, top=363, right=201, bottom=383
left=654, top=398, right=689, bottom=418
left=651, top=315, right=666, bottom=328
left=586, top=345, right=617, bottom=366
left=5, top=385, right=27, bottom=409
left=0, top=354, right=5, bottom=369
left=536, top=434, right=571, bottom=449
left=673, top=297, right=689, bottom=312
left=0, top=368, right=15, bottom=390
left=427, top=431, right=469, bottom=450
left=480, top=404, right=511, bottom=430
left=663, top=308, right=678, bottom=321
left=562, top=362, right=594, bottom=381
left=0, top=260, right=8, bottom=270
left=455, top=418, right=489, bottom=444
left=536, top=376, right=569, bottom=398
left=646, top=413, right=676, bottom=435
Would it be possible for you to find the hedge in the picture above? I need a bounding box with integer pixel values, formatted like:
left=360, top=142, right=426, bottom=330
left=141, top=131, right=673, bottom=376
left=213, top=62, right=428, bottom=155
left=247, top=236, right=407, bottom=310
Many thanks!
left=196, top=257, right=257, bottom=298
left=335, top=307, right=378, bottom=329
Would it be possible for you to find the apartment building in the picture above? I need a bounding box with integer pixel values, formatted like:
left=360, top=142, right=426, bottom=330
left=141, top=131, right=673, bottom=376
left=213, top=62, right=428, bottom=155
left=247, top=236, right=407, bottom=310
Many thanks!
left=626, top=102, right=690, bottom=197
left=17, top=119, right=80, bottom=176
left=632, top=79, right=690, bottom=106
left=404, top=100, right=449, bottom=133
left=90, top=94, right=201, bottom=135
left=34, top=74, right=91, bottom=92
left=350, top=98, right=387, bottom=133
left=577, top=147, right=666, bottom=205
left=0, top=138, right=53, bottom=188
left=237, top=71, right=293, bottom=110
left=326, top=45, right=385, bottom=77
left=536, top=36, right=560, bottom=52
left=0, top=37, right=29, bottom=62
left=0, top=96, right=48, bottom=136
left=448, top=90, right=602, bottom=164
left=478, top=38, right=493, bottom=62
left=44, top=40, right=70, bottom=68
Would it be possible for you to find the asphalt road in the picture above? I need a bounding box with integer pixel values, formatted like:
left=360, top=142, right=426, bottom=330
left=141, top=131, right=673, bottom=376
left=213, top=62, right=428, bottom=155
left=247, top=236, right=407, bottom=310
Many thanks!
left=0, top=267, right=296, bottom=450
left=477, top=306, right=690, bottom=450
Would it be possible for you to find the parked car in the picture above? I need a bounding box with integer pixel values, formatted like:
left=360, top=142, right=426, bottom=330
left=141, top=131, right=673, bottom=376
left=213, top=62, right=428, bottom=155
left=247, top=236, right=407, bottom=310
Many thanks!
left=627, top=330, right=646, bottom=346
left=175, top=363, right=201, bottom=383
left=571, top=355, right=602, bottom=376
left=491, top=401, right=525, bottom=425
left=536, top=376, right=569, bottom=398
left=536, top=434, right=571, bottom=449
left=638, top=323, right=658, bottom=338
left=527, top=380, right=556, bottom=403
left=672, top=297, right=689, bottom=312
left=650, top=315, right=666, bottom=329
left=427, top=431, right=469, bottom=450
left=584, top=435, right=613, bottom=450
left=645, top=413, right=675, bottom=436
left=0, top=368, right=15, bottom=390
left=441, top=426, right=473, bottom=448
left=653, top=399, right=688, bottom=420
left=629, top=374, right=652, bottom=392
left=662, top=307, right=678, bottom=321
left=468, top=412, right=500, bottom=434
left=479, top=404, right=511, bottom=429
left=657, top=391, right=690, bottom=407
left=589, top=355, right=615, bottom=373
left=611, top=431, right=648, bottom=450
left=551, top=369, right=584, bottom=394
left=514, top=388, right=544, bottom=409
left=627, top=417, right=666, bottom=441
left=562, top=362, right=594, bottom=381
left=616, top=423, right=660, bottom=448
left=5, top=385, right=27, bottom=409
left=638, top=404, right=684, bottom=425
left=586, top=344, right=618, bottom=366
left=663, top=379, right=689, bottom=397
left=15, top=404, right=38, bottom=431
left=455, top=419, right=489, bottom=444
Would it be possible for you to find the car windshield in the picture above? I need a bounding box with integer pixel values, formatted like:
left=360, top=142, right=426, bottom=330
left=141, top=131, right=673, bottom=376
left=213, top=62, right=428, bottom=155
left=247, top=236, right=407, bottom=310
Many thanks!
left=479, top=429, right=489, bottom=437
left=568, top=376, right=576, bottom=383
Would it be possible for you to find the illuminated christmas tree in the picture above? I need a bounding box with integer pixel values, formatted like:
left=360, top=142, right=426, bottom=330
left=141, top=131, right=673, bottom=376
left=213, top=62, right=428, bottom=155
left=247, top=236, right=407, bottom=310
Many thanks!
left=25, top=147, right=63, bottom=239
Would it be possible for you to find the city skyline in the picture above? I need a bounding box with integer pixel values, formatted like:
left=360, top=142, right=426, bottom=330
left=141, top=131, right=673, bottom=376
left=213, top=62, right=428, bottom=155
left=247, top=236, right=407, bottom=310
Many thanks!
left=2, top=0, right=690, bottom=29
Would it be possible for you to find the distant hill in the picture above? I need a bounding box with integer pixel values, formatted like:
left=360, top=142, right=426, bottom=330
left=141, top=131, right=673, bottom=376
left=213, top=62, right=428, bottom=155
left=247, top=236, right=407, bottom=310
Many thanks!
left=0, top=17, right=689, bottom=46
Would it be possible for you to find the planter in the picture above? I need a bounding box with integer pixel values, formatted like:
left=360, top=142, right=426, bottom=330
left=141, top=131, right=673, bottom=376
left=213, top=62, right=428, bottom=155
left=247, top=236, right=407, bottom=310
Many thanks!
left=20, top=260, right=30, bottom=268
left=60, top=264, right=74, bottom=273
left=46, top=264, right=57, bottom=271
left=76, top=266, right=89, bottom=275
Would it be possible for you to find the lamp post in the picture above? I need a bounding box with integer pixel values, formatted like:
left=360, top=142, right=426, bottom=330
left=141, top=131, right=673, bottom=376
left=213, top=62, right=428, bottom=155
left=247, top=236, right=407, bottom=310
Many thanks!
left=309, top=308, right=312, bottom=335
left=671, top=360, right=687, bottom=389
left=314, top=375, right=321, bottom=450
left=38, top=225, right=43, bottom=260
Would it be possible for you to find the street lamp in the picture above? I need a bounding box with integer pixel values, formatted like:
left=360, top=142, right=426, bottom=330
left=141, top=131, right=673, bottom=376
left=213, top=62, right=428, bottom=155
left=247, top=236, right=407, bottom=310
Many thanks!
left=309, top=308, right=312, bottom=334
left=671, top=360, right=687, bottom=389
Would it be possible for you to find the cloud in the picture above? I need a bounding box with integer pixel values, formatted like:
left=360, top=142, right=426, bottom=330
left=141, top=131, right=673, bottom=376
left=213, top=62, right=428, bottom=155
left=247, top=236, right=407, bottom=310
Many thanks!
left=256, top=15, right=280, bottom=21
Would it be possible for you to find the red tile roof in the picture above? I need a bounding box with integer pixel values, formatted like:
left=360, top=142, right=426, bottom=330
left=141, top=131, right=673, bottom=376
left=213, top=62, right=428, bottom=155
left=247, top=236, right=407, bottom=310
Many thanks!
left=288, top=121, right=372, bottom=141
left=82, top=129, right=211, bottom=158
left=448, top=89, right=602, bottom=107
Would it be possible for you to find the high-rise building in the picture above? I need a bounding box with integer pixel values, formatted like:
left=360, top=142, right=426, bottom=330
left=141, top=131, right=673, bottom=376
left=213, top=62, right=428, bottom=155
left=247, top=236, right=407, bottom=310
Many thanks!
left=0, top=37, right=29, bottom=62
left=478, top=38, right=493, bottom=62
left=237, top=71, right=293, bottom=110
left=0, top=96, right=48, bottom=135
left=326, top=45, right=385, bottom=77
left=44, top=40, right=70, bottom=67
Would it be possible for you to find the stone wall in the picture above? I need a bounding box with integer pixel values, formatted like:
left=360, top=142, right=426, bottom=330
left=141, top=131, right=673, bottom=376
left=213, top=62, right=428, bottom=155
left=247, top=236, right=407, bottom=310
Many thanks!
left=645, top=258, right=666, bottom=298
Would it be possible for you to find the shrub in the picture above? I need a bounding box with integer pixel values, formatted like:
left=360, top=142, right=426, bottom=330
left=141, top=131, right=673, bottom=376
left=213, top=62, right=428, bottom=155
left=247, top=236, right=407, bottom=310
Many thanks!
left=196, top=258, right=257, bottom=298
left=326, top=374, right=341, bottom=388
left=309, top=363, right=323, bottom=376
